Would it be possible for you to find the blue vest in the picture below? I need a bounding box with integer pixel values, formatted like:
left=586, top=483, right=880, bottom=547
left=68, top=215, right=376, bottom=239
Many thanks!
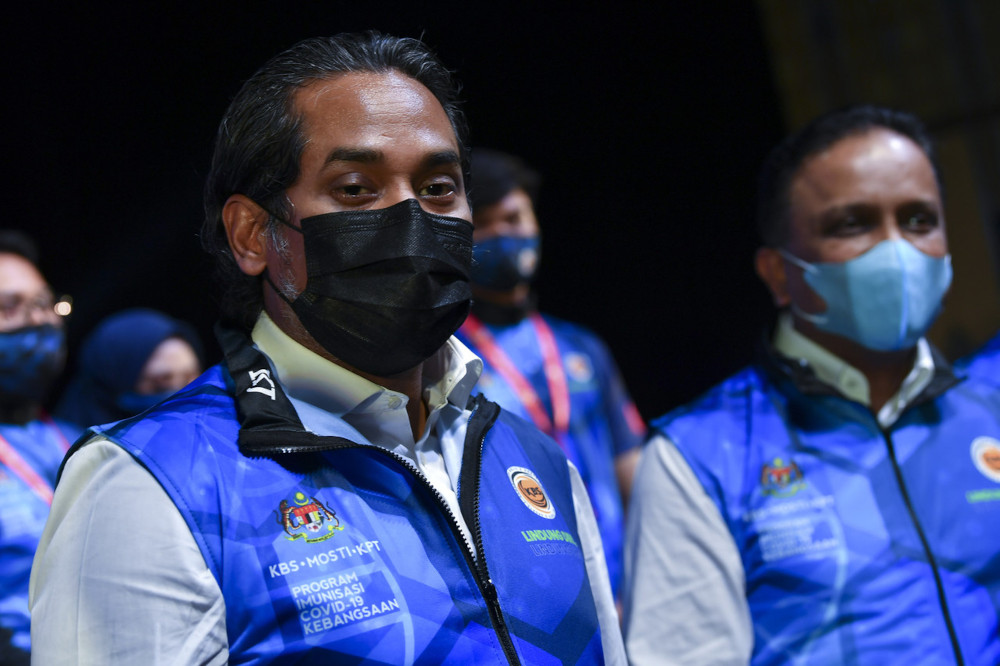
left=456, top=313, right=645, bottom=594
left=0, top=417, right=76, bottom=655
left=84, top=328, right=603, bottom=665
left=957, top=332, right=1000, bottom=387
left=655, top=349, right=1000, bottom=665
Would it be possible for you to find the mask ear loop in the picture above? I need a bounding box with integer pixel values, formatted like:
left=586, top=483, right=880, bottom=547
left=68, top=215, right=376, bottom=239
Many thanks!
left=775, top=248, right=827, bottom=325
left=262, top=273, right=297, bottom=309
left=260, top=197, right=303, bottom=307
left=777, top=248, right=817, bottom=274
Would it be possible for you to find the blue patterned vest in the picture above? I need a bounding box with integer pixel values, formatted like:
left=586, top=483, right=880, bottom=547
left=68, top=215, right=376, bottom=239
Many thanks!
left=80, top=326, right=603, bottom=665
left=656, top=347, right=1000, bottom=665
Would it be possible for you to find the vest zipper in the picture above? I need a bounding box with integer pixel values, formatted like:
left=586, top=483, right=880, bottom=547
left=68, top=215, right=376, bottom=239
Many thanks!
left=244, top=415, right=521, bottom=665
left=462, top=396, right=521, bottom=666
left=881, top=429, right=964, bottom=665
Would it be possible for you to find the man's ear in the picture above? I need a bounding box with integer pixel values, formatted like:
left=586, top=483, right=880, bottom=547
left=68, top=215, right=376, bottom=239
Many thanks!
left=222, top=194, right=271, bottom=276
left=755, top=247, right=790, bottom=308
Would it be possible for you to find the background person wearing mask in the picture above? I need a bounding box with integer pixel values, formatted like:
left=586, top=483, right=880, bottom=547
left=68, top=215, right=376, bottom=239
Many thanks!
left=0, top=230, right=76, bottom=665
left=456, top=148, right=646, bottom=598
left=55, top=308, right=203, bottom=429
left=623, top=105, right=1000, bottom=664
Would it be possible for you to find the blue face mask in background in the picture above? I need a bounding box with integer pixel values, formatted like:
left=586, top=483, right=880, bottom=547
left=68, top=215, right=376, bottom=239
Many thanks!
left=780, top=239, right=953, bottom=351
left=471, top=235, right=541, bottom=290
left=0, top=324, right=65, bottom=402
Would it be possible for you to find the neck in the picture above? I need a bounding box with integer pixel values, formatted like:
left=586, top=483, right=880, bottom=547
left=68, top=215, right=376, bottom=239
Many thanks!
left=471, top=284, right=534, bottom=324
left=0, top=398, right=41, bottom=425
left=793, top=317, right=915, bottom=412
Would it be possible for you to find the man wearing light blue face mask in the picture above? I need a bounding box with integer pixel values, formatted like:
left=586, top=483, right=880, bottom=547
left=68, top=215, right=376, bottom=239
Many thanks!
left=0, top=230, right=77, bottom=664
left=624, top=105, right=1000, bottom=665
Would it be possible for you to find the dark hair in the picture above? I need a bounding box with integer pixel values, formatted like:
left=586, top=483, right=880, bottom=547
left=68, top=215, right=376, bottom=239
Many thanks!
left=756, top=104, right=941, bottom=247
left=0, top=230, right=41, bottom=267
left=201, top=32, right=469, bottom=329
left=468, top=148, right=542, bottom=212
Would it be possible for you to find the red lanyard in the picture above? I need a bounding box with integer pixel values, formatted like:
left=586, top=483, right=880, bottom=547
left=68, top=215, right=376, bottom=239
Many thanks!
left=461, top=314, right=571, bottom=442
left=40, top=413, right=71, bottom=453
left=0, top=431, right=55, bottom=506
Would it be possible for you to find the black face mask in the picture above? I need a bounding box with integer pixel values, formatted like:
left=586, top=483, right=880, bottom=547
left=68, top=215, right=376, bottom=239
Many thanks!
left=270, top=199, right=473, bottom=376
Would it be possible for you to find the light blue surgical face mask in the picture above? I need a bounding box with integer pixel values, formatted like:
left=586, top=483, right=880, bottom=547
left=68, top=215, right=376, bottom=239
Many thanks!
left=779, top=239, right=952, bottom=351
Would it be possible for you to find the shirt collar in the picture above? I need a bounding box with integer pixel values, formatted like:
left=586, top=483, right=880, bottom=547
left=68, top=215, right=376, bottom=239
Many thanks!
left=249, top=312, right=482, bottom=418
left=772, top=312, right=935, bottom=427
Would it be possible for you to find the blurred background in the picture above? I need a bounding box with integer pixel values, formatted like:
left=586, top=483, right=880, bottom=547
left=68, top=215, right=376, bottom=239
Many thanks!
left=3, top=1, right=1000, bottom=422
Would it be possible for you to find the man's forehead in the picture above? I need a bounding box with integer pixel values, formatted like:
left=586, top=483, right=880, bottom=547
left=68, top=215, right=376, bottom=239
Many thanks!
left=294, top=72, right=452, bottom=132
left=0, top=252, right=48, bottom=288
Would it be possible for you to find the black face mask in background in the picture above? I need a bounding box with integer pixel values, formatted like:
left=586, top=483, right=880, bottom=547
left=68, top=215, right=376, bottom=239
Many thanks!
left=268, top=198, right=473, bottom=377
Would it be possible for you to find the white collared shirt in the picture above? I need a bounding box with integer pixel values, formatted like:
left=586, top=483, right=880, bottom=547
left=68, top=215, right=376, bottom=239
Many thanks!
left=252, top=314, right=482, bottom=552
left=772, top=313, right=935, bottom=428
left=29, top=314, right=624, bottom=665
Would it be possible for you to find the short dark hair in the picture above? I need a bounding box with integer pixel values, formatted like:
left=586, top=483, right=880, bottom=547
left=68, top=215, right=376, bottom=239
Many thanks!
left=468, top=148, right=542, bottom=213
left=201, top=32, right=469, bottom=329
left=0, top=230, right=41, bottom=268
left=756, top=104, right=941, bottom=247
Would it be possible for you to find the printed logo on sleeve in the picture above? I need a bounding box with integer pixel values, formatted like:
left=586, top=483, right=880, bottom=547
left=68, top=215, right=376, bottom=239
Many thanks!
left=971, top=436, right=1000, bottom=483
left=508, top=466, right=556, bottom=519
left=276, top=491, right=346, bottom=543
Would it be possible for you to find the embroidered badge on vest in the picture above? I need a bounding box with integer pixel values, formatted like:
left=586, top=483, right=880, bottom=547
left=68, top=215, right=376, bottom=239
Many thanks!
left=971, top=436, right=1000, bottom=483
left=276, top=491, right=346, bottom=543
left=760, top=457, right=805, bottom=497
left=509, top=466, right=556, bottom=519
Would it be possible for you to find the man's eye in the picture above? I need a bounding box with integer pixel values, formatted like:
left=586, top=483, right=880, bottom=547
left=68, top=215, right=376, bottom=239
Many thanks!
left=903, top=211, right=937, bottom=228
left=825, top=214, right=867, bottom=236
left=341, top=185, right=372, bottom=197
left=420, top=182, right=456, bottom=197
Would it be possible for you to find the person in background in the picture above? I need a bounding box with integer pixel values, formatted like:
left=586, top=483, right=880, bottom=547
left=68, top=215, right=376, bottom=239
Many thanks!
left=456, top=148, right=646, bottom=598
left=55, top=308, right=203, bottom=429
left=623, top=105, right=1000, bottom=664
left=0, top=230, right=76, bottom=664
left=30, top=33, right=625, bottom=664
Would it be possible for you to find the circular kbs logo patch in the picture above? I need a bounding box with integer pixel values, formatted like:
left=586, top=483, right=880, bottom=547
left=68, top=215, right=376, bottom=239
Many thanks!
left=971, top=436, right=1000, bottom=483
left=508, top=466, right=556, bottom=519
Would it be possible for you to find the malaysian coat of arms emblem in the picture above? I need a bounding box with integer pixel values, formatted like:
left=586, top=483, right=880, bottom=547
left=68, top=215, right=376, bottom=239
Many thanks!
left=276, top=491, right=344, bottom=543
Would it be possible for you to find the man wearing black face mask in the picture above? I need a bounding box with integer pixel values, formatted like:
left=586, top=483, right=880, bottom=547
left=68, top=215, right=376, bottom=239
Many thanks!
left=456, top=149, right=646, bottom=602
left=0, top=230, right=76, bottom=665
left=30, top=34, right=625, bottom=665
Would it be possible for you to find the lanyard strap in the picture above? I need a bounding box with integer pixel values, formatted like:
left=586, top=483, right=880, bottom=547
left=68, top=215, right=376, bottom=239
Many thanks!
left=0, top=430, right=55, bottom=506
left=40, top=412, right=71, bottom=452
left=461, top=314, right=571, bottom=441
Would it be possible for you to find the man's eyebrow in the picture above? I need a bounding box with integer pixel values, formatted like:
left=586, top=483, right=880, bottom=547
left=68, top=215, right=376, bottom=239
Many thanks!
left=321, top=148, right=462, bottom=172
left=322, top=148, right=385, bottom=168
left=421, top=150, right=462, bottom=170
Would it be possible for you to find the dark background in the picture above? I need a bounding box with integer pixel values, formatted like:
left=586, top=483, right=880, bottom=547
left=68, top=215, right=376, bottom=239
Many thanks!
left=0, top=2, right=784, bottom=422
